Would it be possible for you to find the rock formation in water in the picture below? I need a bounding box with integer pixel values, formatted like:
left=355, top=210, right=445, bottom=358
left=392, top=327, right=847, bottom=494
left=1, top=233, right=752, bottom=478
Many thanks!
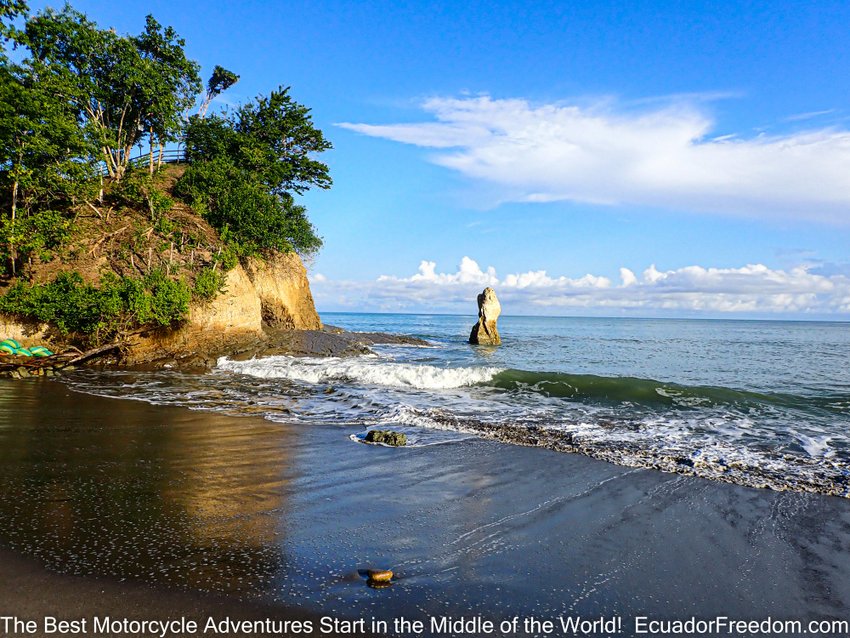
left=469, top=287, right=501, bottom=345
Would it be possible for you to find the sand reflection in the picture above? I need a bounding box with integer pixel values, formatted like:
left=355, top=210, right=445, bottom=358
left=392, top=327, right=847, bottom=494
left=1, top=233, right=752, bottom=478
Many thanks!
left=0, top=380, right=293, bottom=596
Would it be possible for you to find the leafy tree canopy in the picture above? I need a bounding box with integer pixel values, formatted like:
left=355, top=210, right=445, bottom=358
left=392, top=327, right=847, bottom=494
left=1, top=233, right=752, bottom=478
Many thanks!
left=176, top=86, right=331, bottom=256
left=185, top=86, right=332, bottom=195
left=0, top=3, right=97, bottom=273
left=23, top=5, right=201, bottom=179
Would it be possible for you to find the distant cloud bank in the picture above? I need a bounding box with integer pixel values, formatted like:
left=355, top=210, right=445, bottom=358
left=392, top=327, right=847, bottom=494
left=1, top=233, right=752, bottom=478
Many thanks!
left=310, top=257, right=850, bottom=317
left=340, top=96, right=850, bottom=223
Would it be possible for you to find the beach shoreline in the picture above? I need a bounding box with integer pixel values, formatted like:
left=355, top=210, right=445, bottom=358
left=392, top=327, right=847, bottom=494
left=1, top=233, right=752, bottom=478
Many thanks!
left=1, top=379, right=849, bottom=637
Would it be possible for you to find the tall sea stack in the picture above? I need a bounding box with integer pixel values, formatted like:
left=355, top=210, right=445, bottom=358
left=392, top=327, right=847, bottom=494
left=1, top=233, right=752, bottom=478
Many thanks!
left=469, top=287, right=501, bottom=346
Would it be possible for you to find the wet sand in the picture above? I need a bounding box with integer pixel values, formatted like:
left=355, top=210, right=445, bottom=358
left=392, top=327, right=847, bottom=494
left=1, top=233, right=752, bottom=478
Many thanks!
left=0, top=549, right=346, bottom=637
left=1, top=379, right=849, bottom=636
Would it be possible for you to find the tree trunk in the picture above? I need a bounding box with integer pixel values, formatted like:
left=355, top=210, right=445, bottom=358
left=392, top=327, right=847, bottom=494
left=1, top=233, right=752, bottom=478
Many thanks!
left=198, top=93, right=212, bottom=118
left=101, top=147, right=117, bottom=179
left=157, top=142, right=165, bottom=168
left=9, top=180, right=17, bottom=276
left=113, top=145, right=133, bottom=182
left=149, top=128, right=154, bottom=175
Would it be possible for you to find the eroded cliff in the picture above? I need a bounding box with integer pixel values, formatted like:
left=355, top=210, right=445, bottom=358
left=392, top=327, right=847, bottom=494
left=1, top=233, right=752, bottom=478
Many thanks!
left=123, top=252, right=322, bottom=366
left=0, top=251, right=323, bottom=368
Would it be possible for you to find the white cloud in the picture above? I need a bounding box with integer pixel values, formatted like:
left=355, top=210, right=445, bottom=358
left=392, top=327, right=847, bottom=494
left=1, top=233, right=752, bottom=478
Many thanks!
left=379, top=256, right=498, bottom=286
left=310, top=257, right=850, bottom=317
left=620, top=267, right=638, bottom=287
left=339, top=96, right=850, bottom=223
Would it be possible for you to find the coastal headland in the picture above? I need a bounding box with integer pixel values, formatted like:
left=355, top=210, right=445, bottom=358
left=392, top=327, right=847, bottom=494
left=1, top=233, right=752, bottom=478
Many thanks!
left=0, top=164, right=426, bottom=371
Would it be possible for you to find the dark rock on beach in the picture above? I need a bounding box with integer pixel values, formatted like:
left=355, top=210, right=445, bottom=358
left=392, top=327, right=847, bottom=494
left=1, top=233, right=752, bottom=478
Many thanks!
left=365, top=430, right=408, bottom=446
left=258, top=328, right=373, bottom=358
left=117, top=326, right=431, bottom=371
left=321, top=325, right=431, bottom=347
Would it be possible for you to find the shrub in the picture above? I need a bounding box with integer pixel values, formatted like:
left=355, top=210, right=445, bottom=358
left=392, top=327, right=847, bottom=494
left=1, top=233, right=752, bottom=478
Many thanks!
left=113, top=171, right=174, bottom=221
left=193, top=266, right=226, bottom=301
left=0, top=272, right=121, bottom=337
left=0, top=269, right=191, bottom=344
left=139, top=270, right=191, bottom=326
left=0, top=210, right=73, bottom=273
left=110, top=269, right=191, bottom=328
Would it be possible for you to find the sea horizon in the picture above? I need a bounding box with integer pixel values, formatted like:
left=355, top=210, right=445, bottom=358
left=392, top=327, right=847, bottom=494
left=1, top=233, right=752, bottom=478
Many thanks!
left=319, top=308, right=850, bottom=325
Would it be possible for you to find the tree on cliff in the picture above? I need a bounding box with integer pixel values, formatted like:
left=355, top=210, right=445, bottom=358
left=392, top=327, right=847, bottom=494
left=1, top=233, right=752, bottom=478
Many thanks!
left=24, top=7, right=201, bottom=180
left=198, top=65, right=239, bottom=118
left=0, top=4, right=208, bottom=273
left=0, top=2, right=97, bottom=273
left=175, top=86, right=332, bottom=256
left=0, top=64, right=96, bottom=274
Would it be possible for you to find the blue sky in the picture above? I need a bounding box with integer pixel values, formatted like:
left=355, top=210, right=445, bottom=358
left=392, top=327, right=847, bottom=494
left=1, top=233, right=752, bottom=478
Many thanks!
left=27, top=0, right=850, bottom=318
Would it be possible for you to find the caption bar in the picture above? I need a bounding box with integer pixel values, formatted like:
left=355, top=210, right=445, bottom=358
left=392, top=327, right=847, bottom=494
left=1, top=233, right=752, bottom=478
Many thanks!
left=2, top=615, right=849, bottom=636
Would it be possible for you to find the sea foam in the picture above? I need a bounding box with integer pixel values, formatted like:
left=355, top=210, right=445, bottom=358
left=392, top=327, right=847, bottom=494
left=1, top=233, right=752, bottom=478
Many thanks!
left=216, top=355, right=503, bottom=390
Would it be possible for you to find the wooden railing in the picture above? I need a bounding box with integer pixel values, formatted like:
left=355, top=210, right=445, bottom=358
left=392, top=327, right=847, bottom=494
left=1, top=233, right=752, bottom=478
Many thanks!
left=98, top=147, right=186, bottom=177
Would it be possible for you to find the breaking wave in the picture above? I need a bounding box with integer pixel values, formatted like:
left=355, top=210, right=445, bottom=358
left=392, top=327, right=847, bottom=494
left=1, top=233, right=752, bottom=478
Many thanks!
left=218, top=356, right=849, bottom=416
left=64, top=339, right=850, bottom=500
left=216, top=355, right=503, bottom=390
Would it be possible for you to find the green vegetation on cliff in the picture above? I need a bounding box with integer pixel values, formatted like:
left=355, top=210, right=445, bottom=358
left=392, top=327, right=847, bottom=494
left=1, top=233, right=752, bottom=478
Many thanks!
left=0, top=2, right=331, bottom=345
left=175, top=87, right=331, bottom=257
left=0, top=270, right=190, bottom=340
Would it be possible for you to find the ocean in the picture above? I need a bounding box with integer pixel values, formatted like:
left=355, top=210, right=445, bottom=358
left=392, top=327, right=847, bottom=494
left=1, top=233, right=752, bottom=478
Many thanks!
left=67, top=313, right=850, bottom=497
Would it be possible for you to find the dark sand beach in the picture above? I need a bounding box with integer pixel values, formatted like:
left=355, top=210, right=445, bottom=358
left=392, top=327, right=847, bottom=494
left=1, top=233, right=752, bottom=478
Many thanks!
left=1, top=379, right=849, bottom=637
left=0, top=549, right=348, bottom=638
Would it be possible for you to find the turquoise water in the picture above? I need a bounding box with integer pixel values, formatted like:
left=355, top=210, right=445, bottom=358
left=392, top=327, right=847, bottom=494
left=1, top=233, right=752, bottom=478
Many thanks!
left=68, top=313, right=850, bottom=496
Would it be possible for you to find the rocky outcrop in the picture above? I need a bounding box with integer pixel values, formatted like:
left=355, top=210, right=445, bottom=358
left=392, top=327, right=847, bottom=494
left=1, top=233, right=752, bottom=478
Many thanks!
left=0, top=252, right=433, bottom=369
left=125, top=252, right=322, bottom=366
left=469, top=287, right=501, bottom=346
left=256, top=328, right=430, bottom=359
left=244, top=252, right=322, bottom=330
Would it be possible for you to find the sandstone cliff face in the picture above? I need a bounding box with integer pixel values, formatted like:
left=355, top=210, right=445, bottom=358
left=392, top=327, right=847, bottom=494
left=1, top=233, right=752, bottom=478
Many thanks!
left=0, top=252, right=322, bottom=366
left=124, top=264, right=264, bottom=365
left=0, top=316, right=52, bottom=346
left=244, top=252, right=322, bottom=330
left=126, top=252, right=320, bottom=365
